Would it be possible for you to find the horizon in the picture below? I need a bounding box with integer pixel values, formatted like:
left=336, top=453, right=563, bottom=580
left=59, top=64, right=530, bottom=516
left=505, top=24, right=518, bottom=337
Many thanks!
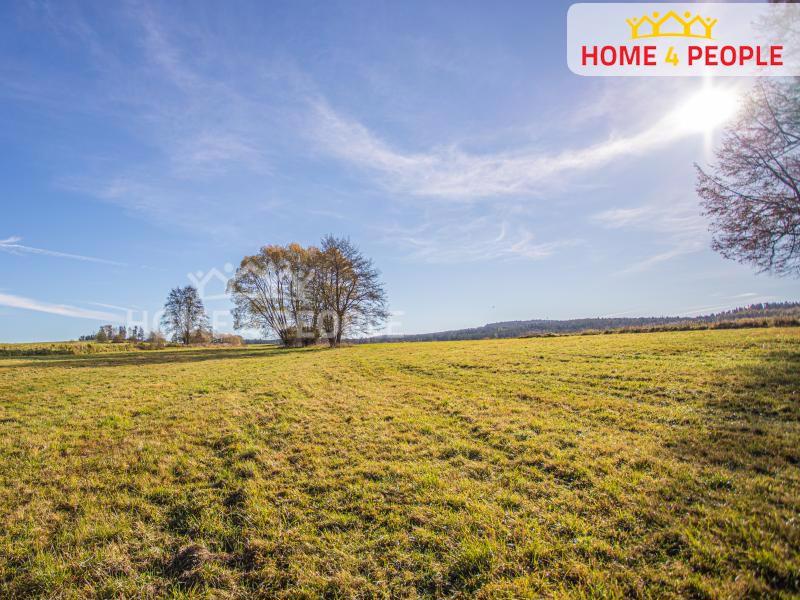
left=7, top=299, right=798, bottom=345
left=2, top=1, right=799, bottom=343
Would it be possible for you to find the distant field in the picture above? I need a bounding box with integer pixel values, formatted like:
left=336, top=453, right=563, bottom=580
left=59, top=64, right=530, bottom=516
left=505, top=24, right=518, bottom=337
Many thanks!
left=0, top=341, right=143, bottom=357
left=0, top=329, right=798, bottom=598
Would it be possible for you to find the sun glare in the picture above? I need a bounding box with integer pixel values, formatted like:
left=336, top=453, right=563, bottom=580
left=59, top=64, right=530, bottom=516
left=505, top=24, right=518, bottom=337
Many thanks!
left=673, top=86, right=741, bottom=135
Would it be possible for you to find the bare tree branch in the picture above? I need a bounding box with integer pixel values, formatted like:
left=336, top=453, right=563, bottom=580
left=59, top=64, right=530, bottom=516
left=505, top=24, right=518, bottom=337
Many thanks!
left=695, top=80, right=800, bottom=277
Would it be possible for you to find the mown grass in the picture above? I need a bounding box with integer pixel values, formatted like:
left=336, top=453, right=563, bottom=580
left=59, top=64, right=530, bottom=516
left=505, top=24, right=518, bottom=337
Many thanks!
left=0, top=329, right=798, bottom=598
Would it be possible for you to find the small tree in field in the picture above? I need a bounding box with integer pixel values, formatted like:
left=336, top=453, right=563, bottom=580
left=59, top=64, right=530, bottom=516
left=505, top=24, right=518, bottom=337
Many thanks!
left=696, top=80, right=800, bottom=276
left=97, top=324, right=114, bottom=342
left=161, top=286, right=210, bottom=345
left=113, top=326, right=127, bottom=343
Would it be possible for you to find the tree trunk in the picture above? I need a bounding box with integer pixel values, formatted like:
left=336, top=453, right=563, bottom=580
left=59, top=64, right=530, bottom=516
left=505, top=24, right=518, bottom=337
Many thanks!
left=279, top=329, right=294, bottom=348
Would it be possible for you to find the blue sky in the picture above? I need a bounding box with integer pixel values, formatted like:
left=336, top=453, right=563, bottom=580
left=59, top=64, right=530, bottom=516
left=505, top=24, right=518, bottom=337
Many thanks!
left=1, top=0, right=797, bottom=342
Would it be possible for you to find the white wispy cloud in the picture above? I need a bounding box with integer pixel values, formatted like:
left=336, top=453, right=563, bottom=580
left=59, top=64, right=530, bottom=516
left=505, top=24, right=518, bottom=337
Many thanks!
left=599, top=295, right=777, bottom=319
left=171, top=133, right=267, bottom=176
left=87, top=301, right=136, bottom=312
left=0, top=236, right=126, bottom=266
left=10, top=4, right=281, bottom=237
left=306, top=95, right=705, bottom=201
left=129, top=5, right=279, bottom=178
left=622, top=248, right=695, bottom=274
left=0, top=293, right=121, bottom=321
left=384, top=212, right=580, bottom=263
left=592, top=199, right=709, bottom=274
left=2, top=3, right=731, bottom=273
left=9, top=4, right=716, bottom=227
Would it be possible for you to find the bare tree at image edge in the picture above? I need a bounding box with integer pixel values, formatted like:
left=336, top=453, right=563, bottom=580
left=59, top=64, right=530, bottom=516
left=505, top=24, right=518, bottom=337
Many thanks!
left=695, top=80, right=800, bottom=277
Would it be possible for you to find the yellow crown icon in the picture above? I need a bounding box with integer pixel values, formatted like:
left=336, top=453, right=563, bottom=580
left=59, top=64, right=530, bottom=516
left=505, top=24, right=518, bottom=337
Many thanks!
left=626, top=10, right=717, bottom=40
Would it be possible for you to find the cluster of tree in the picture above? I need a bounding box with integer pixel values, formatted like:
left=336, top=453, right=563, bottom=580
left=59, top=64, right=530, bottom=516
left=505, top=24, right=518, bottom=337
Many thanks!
left=696, top=79, right=799, bottom=277
left=358, top=302, right=800, bottom=343
left=81, top=325, right=146, bottom=343
left=228, top=235, right=388, bottom=347
left=78, top=236, right=387, bottom=349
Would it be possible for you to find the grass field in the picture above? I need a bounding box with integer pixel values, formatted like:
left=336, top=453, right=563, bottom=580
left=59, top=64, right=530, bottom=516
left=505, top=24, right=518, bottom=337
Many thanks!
left=0, top=329, right=798, bottom=599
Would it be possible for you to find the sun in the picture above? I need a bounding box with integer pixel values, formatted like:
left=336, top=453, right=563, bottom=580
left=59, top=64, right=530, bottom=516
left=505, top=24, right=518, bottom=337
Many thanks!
left=672, top=86, right=741, bottom=135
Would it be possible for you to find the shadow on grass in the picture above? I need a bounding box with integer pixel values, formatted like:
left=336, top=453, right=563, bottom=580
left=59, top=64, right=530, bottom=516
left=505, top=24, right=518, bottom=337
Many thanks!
left=656, top=349, right=800, bottom=594
left=667, top=349, right=800, bottom=470
left=0, top=345, right=325, bottom=369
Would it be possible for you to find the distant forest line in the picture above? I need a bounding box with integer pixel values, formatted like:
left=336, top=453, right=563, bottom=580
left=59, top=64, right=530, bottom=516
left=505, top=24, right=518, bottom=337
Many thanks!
left=333, top=302, right=800, bottom=344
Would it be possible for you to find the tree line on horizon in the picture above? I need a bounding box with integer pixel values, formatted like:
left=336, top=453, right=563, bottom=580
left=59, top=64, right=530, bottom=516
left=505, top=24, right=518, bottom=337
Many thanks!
left=79, top=325, right=146, bottom=343
left=359, top=301, right=800, bottom=343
